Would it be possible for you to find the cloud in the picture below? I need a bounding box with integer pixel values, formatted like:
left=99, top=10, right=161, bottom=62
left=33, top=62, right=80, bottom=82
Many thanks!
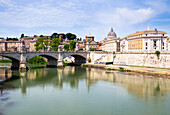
left=96, top=7, right=154, bottom=27
left=0, top=0, right=170, bottom=40
left=0, top=1, right=88, bottom=28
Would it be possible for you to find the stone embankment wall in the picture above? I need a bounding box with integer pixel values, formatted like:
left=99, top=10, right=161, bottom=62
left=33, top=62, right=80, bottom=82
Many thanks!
left=89, top=51, right=114, bottom=63
left=114, top=53, right=170, bottom=68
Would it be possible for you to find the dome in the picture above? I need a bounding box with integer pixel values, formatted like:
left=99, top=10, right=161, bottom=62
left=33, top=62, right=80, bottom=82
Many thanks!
left=107, top=28, right=117, bottom=38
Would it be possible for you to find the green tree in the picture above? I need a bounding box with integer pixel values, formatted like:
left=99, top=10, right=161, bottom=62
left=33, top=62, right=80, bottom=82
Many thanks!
left=21, top=34, right=24, bottom=38
left=89, top=47, right=94, bottom=51
left=27, top=56, right=47, bottom=64
left=79, top=48, right=83, bottom=51
left=51, top=33, right=58, bottom=40
left=66, top=33, right=77, bottom=40
left=50, top=38, right=60, bottom=51
left=64, top=44, right=70, bottom=51
left=44, top=40, right=49, bottom=50
left=69, top=40, right=76, bottom=51
left=34, top=37, right=49, bottom=51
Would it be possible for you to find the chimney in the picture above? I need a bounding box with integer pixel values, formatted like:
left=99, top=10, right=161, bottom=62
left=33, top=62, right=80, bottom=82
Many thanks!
left=155, top=28, right=158, bottom=32
left=148, top=26, right=149, bottom=30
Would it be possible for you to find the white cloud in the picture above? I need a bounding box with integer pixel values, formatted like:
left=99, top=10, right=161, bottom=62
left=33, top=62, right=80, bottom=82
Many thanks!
left=96, top=7, right=154, bottom=27
left=0, top=0, right=170, bottom=40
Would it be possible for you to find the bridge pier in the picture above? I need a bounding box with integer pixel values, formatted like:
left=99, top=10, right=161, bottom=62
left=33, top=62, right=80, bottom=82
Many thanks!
left=57, top=53, right=64, bottom=67
left=19, top=53, right=28, bottom=70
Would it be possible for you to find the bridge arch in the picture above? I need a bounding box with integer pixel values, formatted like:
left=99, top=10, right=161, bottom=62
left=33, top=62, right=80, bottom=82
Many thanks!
left=0, top=54, right=20, bottom=70
left=25, top=53, right=58, bottom=67
left=63, top=53, right=87, bottom=65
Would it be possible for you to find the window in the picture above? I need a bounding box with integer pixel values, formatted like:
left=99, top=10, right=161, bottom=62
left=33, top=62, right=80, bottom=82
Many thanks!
left=146, top=34, right=147, bottom=36
left=146, top=42, right=148, bottom=46
left=163, top=34, right=164, bottom=36
left=154, top=41, right=157, bottom=47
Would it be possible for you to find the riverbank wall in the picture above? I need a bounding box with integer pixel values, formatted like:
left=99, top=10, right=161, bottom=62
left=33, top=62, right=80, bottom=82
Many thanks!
left=84, top=63, right=170, bottom=79
left=114, top=52, right=170, bottom=68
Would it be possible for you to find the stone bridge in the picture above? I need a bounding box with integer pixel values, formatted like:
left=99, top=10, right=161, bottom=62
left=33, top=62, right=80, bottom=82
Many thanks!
left=0, top=51, right=89, bottom=70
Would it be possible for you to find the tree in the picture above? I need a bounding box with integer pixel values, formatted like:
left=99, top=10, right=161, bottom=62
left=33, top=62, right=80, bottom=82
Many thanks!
left=44, top=40, right=49, bottom=50
left=64, top=44, right=70, bottom=51
left=50, top=38, right=60, bottom=51
left=6, top=37, right=18, bottom=41
left=66, top=33, right=77, bottom=40
left=89, top=47, right=94, bottom=51
left=51, top=33, right=58, bottom=39
left=79, top=48, right=83, bottom=51
left=69, top=40, right=76, bottom=51
left=34, top=36, right=49, bottom=51
left=21, top=34, right=24, bottom=38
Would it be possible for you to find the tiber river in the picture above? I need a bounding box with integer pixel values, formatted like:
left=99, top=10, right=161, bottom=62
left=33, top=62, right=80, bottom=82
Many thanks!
left=0, top=66, right=170, bottom=115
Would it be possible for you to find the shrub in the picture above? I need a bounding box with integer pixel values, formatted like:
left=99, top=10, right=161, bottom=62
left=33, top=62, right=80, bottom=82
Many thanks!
left=155, top=51, right=160, bottom=59
left=89, top=47, right=94, bottom=51
left=107, top=68, right=111, bottom=70
left=79, top=48, right=83, bottom=51
left=82, top=64, right=88, bottom=67
left=27, top=56, right=47, bottom=64
left=0, top=59, right=12, bottom=63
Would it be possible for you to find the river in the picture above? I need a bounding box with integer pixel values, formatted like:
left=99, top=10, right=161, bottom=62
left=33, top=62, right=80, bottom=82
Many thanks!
left=0, top=66, right=170, bottom=115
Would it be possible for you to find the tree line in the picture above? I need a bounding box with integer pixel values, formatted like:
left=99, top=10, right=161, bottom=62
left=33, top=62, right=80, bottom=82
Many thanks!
left=34, top=36, right=77, bottom=51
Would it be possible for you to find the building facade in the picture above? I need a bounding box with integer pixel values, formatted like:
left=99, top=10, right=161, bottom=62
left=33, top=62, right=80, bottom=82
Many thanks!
left=121, top=28, right=168, bottom=52
left=101, top=28, right=121, bottom=52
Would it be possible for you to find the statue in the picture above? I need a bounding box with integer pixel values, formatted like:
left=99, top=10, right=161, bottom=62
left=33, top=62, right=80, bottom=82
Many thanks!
left=58, top=45, right=63, bottom=51
left=75, top=42, right=79, bottom=51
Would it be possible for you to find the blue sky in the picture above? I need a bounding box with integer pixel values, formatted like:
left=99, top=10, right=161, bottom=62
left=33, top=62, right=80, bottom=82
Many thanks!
left=0, top=0, right=170, bottom=41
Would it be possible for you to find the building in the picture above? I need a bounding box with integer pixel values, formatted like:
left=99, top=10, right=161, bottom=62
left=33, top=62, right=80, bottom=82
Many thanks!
left=101, top=28, right=121, bottom=52
left=0, top=39, right=21, bottom=51
left=85, top=34, right=101, bottom=51
left=121, top=28, right=168, bottom=52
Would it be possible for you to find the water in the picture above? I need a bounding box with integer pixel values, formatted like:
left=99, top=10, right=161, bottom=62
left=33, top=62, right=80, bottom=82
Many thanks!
left=0, top=66, right=170, bottom=115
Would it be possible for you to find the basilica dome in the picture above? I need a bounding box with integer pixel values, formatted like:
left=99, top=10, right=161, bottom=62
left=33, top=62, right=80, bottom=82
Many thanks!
left=107, top=28, right=117, bottom=39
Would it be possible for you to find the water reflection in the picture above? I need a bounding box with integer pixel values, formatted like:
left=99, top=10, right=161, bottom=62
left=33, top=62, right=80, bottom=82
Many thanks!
left=2, top=67, right=170, bottom=98
left=0, top=67, right=170, bottom=115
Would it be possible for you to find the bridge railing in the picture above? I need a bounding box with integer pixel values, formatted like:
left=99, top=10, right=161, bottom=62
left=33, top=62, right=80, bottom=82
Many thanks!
left=0, top=50, right=89, bottom=53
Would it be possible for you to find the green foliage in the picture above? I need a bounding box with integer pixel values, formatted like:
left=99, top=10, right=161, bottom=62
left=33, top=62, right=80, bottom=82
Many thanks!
left=6, top=37, right=18, bottom=41
left=50, top=38, right=60, bottom=51
left=107, top=68, right=111, bottom=70
left=63, top=62, right=69, bottom=66
left=64, top=44, right=70, bottom=51
left=89, top=47, right=94, bottom=51
left=51, top=33, right=58, bottom=39
left=27, top=56, right=47, bottom=64
left=66, top=33, right=77, bottom=40
left=34, top=37, right=49, bottom=51
left=69, top=40, right=76, bottom=51
left=0, top=59, right=12, bottom=63
left=155, top=51, right=160, bottom=59
left=82, top=64, right=88, bottom=67
left=21, top=34, right=24, bottom=38
left=119, top=68, right=125, bottom=72
left=155, top=51, right=160, bottom=55
left=79, top=48, right=83, bottom=51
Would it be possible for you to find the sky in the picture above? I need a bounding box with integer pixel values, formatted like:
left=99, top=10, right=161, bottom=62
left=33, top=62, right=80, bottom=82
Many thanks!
left=0, top=0, right=170, bottom=41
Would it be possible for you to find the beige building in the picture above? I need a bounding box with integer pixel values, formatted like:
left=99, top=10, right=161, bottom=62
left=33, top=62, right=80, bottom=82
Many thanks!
left=121, top=28, right=168, bottom=52
left=0, top=39, right=21, bottom=51
left=102, top=28, right=121, bottom=52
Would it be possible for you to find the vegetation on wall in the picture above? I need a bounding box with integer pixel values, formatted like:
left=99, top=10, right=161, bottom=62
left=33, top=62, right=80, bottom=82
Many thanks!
left=69, top=40, right=76, bottom=51
left=27, top=56, right=47, bottom=64
left=89, top=47, right=94, bottom=51
left=155, top=51, right=160, bottom=59
left=79, top=48, right=83, bottom=51
left=64, top=44, right=70, bottom=51
left=0, top=59, right=12, bottom=63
